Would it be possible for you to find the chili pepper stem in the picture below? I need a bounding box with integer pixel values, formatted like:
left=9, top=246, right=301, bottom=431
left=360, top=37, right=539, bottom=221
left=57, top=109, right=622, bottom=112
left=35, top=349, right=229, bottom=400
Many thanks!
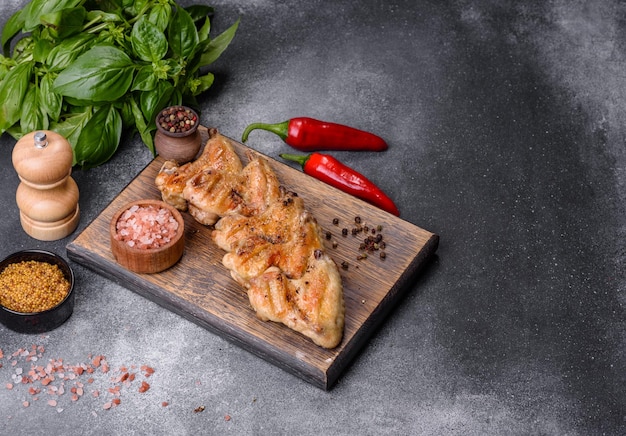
left=279, top=153, right=309, bottom=168
left=242, top=121, right=290, bottom=143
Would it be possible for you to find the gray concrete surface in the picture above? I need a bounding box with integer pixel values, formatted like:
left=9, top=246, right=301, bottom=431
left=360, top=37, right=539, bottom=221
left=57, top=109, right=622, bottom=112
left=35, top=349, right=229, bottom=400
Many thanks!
left=1, top=0, right=625, bottom=434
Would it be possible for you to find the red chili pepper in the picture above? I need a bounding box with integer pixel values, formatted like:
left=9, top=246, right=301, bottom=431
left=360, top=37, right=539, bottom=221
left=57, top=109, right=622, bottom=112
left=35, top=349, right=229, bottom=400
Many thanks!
left=242, top=117, right=388, bottom=152
left=280, top=152, right=400, bottom=216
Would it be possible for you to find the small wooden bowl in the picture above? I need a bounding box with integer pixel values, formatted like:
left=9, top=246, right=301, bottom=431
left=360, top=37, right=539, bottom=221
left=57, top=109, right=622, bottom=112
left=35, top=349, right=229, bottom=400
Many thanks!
left=110, top=199, right=185, bottom=274
left=154, top=105, right=202, bottom=164
left=0, top=250, right=75, bottom=333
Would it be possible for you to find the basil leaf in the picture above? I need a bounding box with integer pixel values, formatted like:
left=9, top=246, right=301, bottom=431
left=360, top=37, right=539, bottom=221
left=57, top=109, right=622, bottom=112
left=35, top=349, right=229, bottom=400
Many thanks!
left=168, top=7, right=198, bottom=59
left=22, top=0, right=83, bottom=32
left=140, top=80, right=174, bottom=124
left=131, top=15, right=168, bottom=63
left=194, top=72, right=214, bottom=96
left=185, top=5, right=214, bottom=22
left=198, top=18, right=239, bottom=67
left=33, top=38, right=54, bottom=63
left=13, top=36, right=34, bottom=63
left=46, top=33, right=95, bottom=70
left=2, top=9, right=25, bottom=56
left=124, top=0, right=147, bottom=17
left=197, top=17, right=211, bottom=43
left=119, top=100, right=135, bottom=128
left=132, top=65, right=158, bottom=92
left=20, top=84, right=45, bottom=133
left=147, top=4, right=171, bottom=32
left=0, top=62, right=32, bottom=133
left=180, top=92, right=197, bottom=112
left=50, top=108, right=92, bottom=155
left=171, top=88, right=183, bottom=107
left=41, top=6, right=86, bottom=40
left=53, top=45, right=135, bottom=102
left=0, top=55, right=10, bottom=80
left=40, top=72, right=63, bottom=122
left=74, top=104, right=122, bottom=168
left=129, top=96, right=155, bottom=155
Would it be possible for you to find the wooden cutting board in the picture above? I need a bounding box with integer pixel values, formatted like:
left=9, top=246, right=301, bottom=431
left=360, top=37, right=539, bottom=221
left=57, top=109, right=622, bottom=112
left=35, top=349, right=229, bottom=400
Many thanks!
left=66, top=126, right=439, bottom=390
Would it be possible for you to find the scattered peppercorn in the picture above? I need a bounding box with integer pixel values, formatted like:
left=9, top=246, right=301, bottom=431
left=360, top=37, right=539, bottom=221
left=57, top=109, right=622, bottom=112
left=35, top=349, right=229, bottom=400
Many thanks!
left=327, top=216, right=390, bottom=265
left=353, top=216, right=389, bottom=260
left=0, top=261, right=70, bottom=313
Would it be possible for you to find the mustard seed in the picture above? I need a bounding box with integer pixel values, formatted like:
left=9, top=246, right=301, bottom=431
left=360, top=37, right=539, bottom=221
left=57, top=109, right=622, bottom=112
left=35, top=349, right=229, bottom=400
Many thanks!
left=0, top=260, right=70, bottom=313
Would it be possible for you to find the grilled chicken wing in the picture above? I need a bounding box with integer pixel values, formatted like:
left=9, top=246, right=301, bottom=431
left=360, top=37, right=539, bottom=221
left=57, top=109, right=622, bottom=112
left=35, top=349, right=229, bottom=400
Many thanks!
left=155, top=128, right=243, bottom=216
left=156, top=129, right=345, bottom=348
left=246, top=260, right=344, bottom=349
left=213, top=189, right=345, bottom=348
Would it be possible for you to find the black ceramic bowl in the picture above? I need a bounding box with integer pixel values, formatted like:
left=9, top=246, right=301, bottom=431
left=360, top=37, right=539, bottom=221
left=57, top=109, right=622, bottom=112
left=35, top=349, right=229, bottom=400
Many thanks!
left=0, top=250, right=75, bottom=333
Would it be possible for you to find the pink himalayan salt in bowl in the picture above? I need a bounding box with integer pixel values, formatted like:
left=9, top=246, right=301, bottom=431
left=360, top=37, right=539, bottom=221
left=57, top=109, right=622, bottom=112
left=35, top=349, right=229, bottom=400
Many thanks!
left=110, top=199, right=185, bottom=273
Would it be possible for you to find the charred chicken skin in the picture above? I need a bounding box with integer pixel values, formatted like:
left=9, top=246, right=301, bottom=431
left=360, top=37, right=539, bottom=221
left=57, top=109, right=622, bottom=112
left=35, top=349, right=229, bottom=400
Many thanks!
left=155, top=128, right=345, bottom=348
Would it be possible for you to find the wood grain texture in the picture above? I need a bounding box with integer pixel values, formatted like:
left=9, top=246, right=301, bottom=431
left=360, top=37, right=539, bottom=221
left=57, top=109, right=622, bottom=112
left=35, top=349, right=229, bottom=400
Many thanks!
left=66, top=127, right=439, bottom=389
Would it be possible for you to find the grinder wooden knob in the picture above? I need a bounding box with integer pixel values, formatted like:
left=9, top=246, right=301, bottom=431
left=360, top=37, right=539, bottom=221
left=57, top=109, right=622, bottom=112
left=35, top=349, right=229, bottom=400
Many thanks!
left=12, top=131, right=80, bottom=241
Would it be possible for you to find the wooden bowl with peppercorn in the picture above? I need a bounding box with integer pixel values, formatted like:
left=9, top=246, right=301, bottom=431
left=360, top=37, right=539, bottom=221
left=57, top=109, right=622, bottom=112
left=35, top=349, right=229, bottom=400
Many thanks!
left=154, top=105, right=202, bottom=164
left=0, top=250, right=75, bottom=333
left=110, top=199, right=185, bottom=274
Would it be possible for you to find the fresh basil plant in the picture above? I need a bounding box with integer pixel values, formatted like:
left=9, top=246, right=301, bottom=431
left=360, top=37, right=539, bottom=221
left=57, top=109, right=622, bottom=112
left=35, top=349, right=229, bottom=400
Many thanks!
left=0, top=0, right=239, bottom=168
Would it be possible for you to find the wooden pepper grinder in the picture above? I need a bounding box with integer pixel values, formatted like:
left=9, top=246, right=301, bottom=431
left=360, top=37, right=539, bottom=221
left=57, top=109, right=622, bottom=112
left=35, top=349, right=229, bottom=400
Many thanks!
left=12, top=131, right=80, bottom=241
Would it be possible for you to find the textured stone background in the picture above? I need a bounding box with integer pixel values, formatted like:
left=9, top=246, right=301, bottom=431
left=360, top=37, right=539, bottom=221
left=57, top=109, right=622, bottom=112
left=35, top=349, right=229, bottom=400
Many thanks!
left=0, top=1, right=624, bottom=434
